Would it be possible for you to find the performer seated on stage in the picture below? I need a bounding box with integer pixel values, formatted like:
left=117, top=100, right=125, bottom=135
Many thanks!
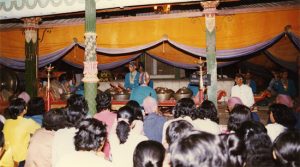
left=245, top=72, right=257, bottom=94
left=124, top=61, right=140, bottom=91
left=137, top=62, right=153, bottom=88
left=278, top=70, right=296, bottom=98
left=230, top=73, right=255, bottom=109
left=130, top=73, right=157, bottom=106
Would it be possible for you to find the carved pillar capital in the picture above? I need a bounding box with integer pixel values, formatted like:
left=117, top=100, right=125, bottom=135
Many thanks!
left=22, top=17, right=41, bottom=43
left=200, top=1, right=219, bottom=15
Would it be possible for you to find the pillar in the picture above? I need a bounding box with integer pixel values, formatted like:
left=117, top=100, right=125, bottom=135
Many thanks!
left=23, top=17, right=41, bottom=98
left=200, top=1, right=219, bottom=106
left=82, top=0, right=99, bottom=115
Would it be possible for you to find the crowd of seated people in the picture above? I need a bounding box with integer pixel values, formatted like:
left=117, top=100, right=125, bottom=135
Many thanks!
left=0, top=67, right=299, bottom=167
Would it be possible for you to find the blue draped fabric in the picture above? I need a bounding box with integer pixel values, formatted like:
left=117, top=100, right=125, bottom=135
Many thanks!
left=263, top=50, right=297, bottom=72
left=0, top=31, right=296, bottom=70
left=287, top=32, right=300, bottom=51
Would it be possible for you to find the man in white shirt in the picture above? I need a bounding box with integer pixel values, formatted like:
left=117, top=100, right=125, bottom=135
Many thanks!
left=231, top=73, right=255, bottom=108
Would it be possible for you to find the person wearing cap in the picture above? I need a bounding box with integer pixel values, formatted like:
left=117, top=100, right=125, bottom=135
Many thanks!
left=230, top=73, right=255, bottom=108
left=129, top=72, right=157, bottom=106
left=124, top=61, right=140, bottom=91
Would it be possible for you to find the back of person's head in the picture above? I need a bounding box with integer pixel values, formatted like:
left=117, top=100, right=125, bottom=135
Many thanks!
left=172, top=98, right=197, bottom=119
left=0, top=121, right=3, bottom=131
left=236, top=121, right=275, bottom=167
left=116, top=106, right=135, bottom=144
left=142, top=96, right=158, bottom=114
left=198, top=100, right=219, bottom=123
left=276, top=94, right=294, bottom=108
left=227, top=104, right=251, bottom=132
left=170, top=131, right=228, bottom=167
left=273, top=130, right=300, bottom=167
left=133, top=140, right=166, bottom=167
left=95, top=92, right=111, bottom=112
left=166, top=120, right=194, bottom=146
left=269, top=103, right=296, bottom=129
left=26, top=97, right=45, bottom=116
left=227, top=97, right=243, bottom=111
left=220, top=133, right=244, bottom=167
left=42, top=108, right=66, bottom=131
left=126, top=100, right=143, bottom=121
left=66, top=94, right=88, bottom=112
left=6, top=98, right=26, bottom=119
left=74, top=118, right=107, bottom=151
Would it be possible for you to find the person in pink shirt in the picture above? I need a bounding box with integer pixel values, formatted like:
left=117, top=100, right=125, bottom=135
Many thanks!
left=94, top=92, right=117, bottom=159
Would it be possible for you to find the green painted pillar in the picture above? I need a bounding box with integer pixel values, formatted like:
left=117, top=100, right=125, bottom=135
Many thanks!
left=83, top=0, right=98, bottom=116
left=23, top=17, right=41, bottom=98
left=201, top=1, right=219, bottom=106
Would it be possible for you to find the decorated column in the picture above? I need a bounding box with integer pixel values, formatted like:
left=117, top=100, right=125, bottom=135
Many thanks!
left=200, top=1, right=219, bottom=106
left=82, top=0, right=98, bottom=115
left=23, top=17, right=41, bottom=98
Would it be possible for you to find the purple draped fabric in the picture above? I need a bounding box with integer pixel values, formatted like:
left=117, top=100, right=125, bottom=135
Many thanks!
left=287, top=32, right=300, bottom=51
left=146, top=52, right=238, bottom=69
left=63, top=53, right=141, bottom=70
left=264, top=50, right=297, bottom=72
left=0, top=43, right=76, bottom=69
left=0, top=31, right=289, bottom=70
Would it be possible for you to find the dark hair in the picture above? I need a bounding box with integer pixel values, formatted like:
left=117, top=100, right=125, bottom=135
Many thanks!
left=6, top=98, right=26, bottom=119
left=74, top=118, right=107, bottom=151
left=236, top=121, right=276, bottom=167
left=95, top=92, right=111, bottom=112
left=126, top=100, right=143, bottom=121
left=133, top=140, right=166, bottom=167
left=172, top=98, right=197, bottom=119
left=66, top=94, right=88, bottom=112
left=170, top=131, right=228, bottom=167
left=0, top=131, right=4, bottom=148
left=227, top=104, right=251, bottom=132
left=273, top=130, right=300, bottom=167
left=269, top=104, right=297, bottom=129
left=0, top=121, right=3, bottom=131
left=235, top=73, right=244, bottom=80
left=166, top=120, right=194, bottom=146
left=137, top=62, right=145, bottom=70
left=198, top=100, right=219, bottom=123
left=26, top=97, right=45, bottom=116
left=116, top=106, right=135, bottom=144
left=42, top=108, right=66, bottom=131
left=219, top=133, right=244, bottom=167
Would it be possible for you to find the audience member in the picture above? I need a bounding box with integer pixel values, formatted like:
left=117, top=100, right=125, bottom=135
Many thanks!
left=3, top=98, right=40, bottom=166
left=94, top=92, right=116, bottom=159
left=170, top=131, right=228, bottom=167
left=272, top=130, right=300, bottom=167
left=0, top=123, right=14, bottom=167
left=227, top=104, right=252, bottom=132
left=266, top=103, right=297, bottom=142
left=52, top=94, right=89, bottom=166
left=56, top=118, right=112, bottom=167
left=25, top=97, right=45, bottom=125
left=235, top=121, right=277, bottom=167
left=142, top=96, right=166, bottom=143
left=220, top=133, right=244, bottom=167
left=133, top=140, right=165, bottom=167
left=109, top=106, right=148, bottom=167
left=25, top=108, right=66, bottom=167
